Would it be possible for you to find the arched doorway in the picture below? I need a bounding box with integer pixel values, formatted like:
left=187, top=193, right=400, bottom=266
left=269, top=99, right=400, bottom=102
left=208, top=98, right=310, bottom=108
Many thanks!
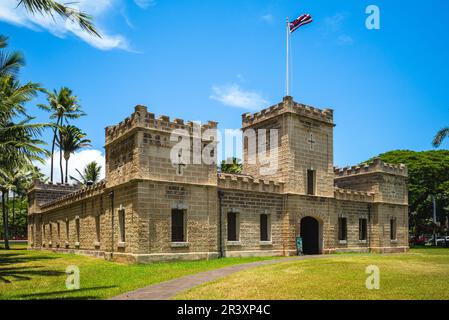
left=300, top=217, right=320, bottom=255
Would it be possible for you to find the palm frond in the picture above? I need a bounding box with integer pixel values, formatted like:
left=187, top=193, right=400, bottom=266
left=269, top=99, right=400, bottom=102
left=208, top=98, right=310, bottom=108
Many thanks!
left=0, top=51, right=25, bottom=78
left=17, top=0, right=100, bottom=37
left=433, top=127, right=449, bottom=148
left=0, top=35, right=8, bottom=49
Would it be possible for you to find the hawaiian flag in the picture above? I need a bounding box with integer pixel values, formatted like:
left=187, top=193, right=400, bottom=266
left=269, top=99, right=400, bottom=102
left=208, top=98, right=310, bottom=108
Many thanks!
left=289, top=14, right=313, bottom=33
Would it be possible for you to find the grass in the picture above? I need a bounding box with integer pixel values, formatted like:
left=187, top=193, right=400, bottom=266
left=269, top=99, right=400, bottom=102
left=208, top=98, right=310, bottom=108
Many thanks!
left=0, top=244, right=277, bottom=300
left=176, top=248, right=449, bottom=300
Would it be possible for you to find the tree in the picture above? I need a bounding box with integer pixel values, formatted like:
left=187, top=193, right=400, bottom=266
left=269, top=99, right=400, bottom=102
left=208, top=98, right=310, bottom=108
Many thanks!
left=16, top=0, right=100, bottom=37
left=57, top=125, right=91, bottom=184
left=0, top=36, right=48, bottom=249
left=70, top=161, right=102, bottom=186
left=219, top=158, right=243, bottom=174
left=433, top=127, right=449, bottom=148
left=0, top=36, right=24, bottom=78
left=1, top=166, right=36, bottom=239
left=38, top=87, right=85, bottom=183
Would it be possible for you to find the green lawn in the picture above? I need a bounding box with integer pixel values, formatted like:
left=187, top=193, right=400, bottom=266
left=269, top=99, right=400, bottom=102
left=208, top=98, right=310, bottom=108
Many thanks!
left=176, top=248, right=449, bottom=300
left=0, top=244, right=276, bottom=300
left=3, top=245, right=449, bottom=300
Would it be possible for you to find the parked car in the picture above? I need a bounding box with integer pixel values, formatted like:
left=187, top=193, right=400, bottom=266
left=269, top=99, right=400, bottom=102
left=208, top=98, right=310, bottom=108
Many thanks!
left=410, top=235, right=428, bottom=246
left=436, top=236, right=449, bottom=247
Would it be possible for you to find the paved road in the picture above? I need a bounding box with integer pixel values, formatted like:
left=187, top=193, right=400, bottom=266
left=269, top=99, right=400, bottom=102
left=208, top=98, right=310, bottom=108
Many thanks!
left=111, top=255, right=335, bottom=300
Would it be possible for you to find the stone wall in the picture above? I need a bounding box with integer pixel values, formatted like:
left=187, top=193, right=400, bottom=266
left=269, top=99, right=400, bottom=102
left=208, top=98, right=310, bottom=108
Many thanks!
left=132, top=180, right=219, bottom=263
left=218, top=188, right=290, bottom=257
left=334, top=158, right=408, bottom=205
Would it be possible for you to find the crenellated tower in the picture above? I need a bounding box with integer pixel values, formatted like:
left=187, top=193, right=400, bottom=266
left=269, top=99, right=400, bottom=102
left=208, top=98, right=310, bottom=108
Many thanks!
left=241, top=96, right=335, bottom=197
left=105, top=105, right=219, bottom=187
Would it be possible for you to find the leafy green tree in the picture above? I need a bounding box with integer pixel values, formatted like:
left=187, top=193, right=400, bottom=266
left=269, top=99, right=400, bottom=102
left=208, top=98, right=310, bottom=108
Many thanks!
left=57, top=125, right=91, bottom=184
left=367, top=150, right=449, bottom=235
left=16, top=0, right=100, bottom=37
left=39, top=88, right=85, bottom=183
left=70, top=161, right=102, bottom=186
left=219, top=158, right=243, bottom=174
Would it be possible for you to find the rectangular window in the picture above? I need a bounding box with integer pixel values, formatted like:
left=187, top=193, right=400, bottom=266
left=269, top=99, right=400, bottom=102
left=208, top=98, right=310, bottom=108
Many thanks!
left=31, top=226, right=35, bottom=244
left=227, top=212, right=239, bottom=242
left=75, top=218, right=80, bottom=243
left=119, top=209, right=125, bottom=243
left=359, top=218, right=368, bottom=241
left=95, top=215, right=101, bottom=243
left=57, top=222, right=61, bottom=241
left=66, top=221, right=70, bottom=242
left=338, top=217, right=347, bottom=241
left=260, top=214, right=270, bottom=241
left=171, top=209, right=186, bottom=242
left=49, top=224, right=53, bottom=239
left=390, top=218, right=397, bottom=240
left=307, top=169, right=315, bottom=195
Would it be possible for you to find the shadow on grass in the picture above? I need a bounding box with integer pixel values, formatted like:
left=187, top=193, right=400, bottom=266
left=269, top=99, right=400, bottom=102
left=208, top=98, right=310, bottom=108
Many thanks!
left=0, top=266, right=66, bottom=283
left=14, top=285, right=118, bottom=300
left=0, top=253, right=59, bottom=265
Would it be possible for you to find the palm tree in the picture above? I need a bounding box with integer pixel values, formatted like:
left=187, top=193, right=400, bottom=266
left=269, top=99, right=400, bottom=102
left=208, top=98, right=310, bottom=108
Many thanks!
left=0, top=77, right=48, bottom=168
left=38, top=88, right=85, bottom=183
left=16, top=0, right=100, bottom=37
left=219, top=158, right=243, bottom=174
left=70, top=161, right=102, bottom=186
left=0, top=36, right=24, bottom=79
left=0, top=37, right=49, bottom=249
left=433, top=127, right=449, bottom=148
left=2, top=166, right=35, bottom=239
left=57, top=125, right=91, bottom=184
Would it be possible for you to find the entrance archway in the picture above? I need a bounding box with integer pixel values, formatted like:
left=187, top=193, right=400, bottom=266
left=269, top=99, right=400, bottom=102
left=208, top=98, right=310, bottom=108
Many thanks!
left=300, top=217, right=320, bottom=255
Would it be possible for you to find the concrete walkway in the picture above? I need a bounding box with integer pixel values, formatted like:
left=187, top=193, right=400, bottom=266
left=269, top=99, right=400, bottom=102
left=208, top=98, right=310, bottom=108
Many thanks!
left=111, top=255, right=334, bottom=300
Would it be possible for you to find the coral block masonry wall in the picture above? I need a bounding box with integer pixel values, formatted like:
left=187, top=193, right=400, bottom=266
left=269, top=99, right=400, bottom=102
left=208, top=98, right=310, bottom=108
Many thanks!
left=28, top=97, right=409, bottom=263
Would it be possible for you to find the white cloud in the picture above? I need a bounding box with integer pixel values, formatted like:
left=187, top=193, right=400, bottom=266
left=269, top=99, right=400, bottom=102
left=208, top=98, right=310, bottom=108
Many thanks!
left=210, top=84, right=268, bottom=110
left=36, top=149, right=105, bottom=184
left=0, top=0, right=132, bottom=51
left=134, top=0, right=156, bottom=9
left=337, top=34, right=354, bottom=45
left=324, top=13, right=346, bottom=32
left=322, top=12, right=354, bottom=46
left=261, top=14, right=273, bottom=23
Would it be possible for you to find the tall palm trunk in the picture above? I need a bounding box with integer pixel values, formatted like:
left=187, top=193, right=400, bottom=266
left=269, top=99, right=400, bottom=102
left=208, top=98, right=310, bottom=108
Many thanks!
left=65, top=156, right=69, bottom=184
left=59, top=130, right=64, bottom=184
left=50, top=117, right=61, bottom=183
left=11, top=192, right=15, bottom=239
left=1, top=191, right=10, bottom=250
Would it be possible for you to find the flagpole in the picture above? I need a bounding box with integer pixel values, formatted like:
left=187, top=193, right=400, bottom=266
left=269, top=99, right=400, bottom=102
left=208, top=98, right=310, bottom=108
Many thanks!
left=286, top=17, right=289, bottom=97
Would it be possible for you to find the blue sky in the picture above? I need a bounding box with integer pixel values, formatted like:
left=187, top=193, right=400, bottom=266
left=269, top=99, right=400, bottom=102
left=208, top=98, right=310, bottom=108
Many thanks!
left=1, top=0, right=449, bottom=176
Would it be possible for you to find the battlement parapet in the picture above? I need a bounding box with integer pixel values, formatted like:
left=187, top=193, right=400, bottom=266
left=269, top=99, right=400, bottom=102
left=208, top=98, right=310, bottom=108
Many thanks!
left=39, top=180, right=107, bottom=211
left=334, top=187, right=375, bottom=202
left=334, top=158, right=408, bottom=179
left=242, top=96, right=334, bottom=128
left=29, top=180, right=81, bottom=193
left=218, top=173, right=283, bottom=194
left=105, top=105, right=219, bottom=145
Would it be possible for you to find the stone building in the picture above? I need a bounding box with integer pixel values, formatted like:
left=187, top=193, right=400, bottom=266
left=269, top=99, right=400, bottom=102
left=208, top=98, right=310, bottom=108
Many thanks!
left=28, top=96, right=409, bottom=263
